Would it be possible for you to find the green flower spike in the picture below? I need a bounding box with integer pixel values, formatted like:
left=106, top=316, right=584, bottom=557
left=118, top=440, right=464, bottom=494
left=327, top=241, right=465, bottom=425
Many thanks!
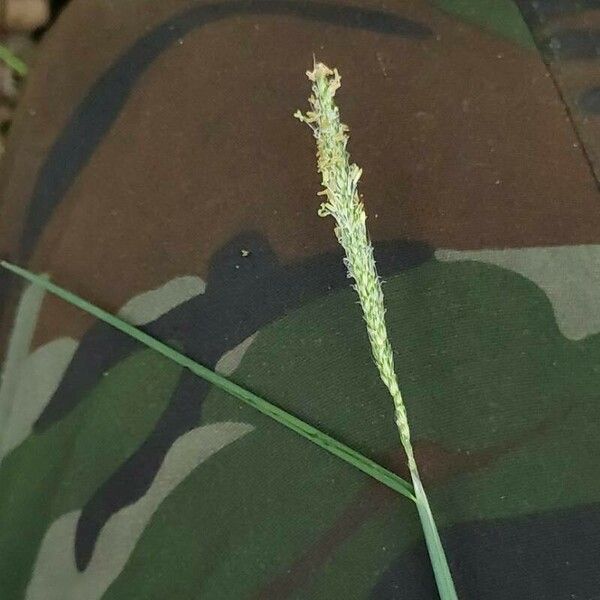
left=295, top=61, right=459, bottom=600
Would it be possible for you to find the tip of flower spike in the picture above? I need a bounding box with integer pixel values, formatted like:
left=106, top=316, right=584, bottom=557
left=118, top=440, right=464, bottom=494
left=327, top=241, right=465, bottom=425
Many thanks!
left=295, top=60, right=344, bottom=129
left=306, top=61, right=341, bottom=91
left=306, top=61, right=334, bottom=81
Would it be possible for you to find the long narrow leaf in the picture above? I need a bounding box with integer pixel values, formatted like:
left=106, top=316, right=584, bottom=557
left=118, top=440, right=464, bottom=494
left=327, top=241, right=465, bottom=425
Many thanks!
left=0, top=259, right=415, bottom=501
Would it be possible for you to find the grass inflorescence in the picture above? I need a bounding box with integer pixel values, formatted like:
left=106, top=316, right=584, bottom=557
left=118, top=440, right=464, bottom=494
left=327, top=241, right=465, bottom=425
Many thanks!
left=295, top=61, right=459, bottom=600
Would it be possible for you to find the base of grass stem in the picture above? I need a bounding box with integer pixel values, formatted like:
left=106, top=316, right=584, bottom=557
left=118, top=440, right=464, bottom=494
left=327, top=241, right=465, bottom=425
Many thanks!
left=410, top=467, right=459, bottom=600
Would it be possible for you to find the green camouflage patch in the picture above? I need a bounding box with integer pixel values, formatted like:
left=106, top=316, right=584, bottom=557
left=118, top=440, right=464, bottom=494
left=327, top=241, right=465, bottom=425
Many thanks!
left=0, top=349, right=182, bottom=598
left=433, top=0, right=535, bottom=47
left=99, top=258, right=600, bottom=599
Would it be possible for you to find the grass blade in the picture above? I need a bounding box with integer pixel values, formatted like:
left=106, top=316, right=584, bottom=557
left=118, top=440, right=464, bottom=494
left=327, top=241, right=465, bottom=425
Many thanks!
left=0, top=259, right=415, bottom=501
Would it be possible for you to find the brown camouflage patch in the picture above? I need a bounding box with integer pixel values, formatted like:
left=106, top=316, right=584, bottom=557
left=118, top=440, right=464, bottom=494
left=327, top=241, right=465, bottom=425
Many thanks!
left=1, top=0, right=599, bottom=345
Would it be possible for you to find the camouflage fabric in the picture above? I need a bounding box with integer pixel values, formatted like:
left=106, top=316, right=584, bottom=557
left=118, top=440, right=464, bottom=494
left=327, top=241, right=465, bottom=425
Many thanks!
left=1, top=0, right=600, bottom=598
left=516, top=0, right=600, bottom=182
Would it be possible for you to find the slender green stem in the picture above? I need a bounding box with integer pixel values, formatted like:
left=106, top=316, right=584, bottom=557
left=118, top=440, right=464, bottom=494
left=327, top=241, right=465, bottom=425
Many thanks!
left=295, top=61, right=458, bottom=600
left=412, top=469, right=459, bottom=599
left=0, top=259, right=415, bottom=501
